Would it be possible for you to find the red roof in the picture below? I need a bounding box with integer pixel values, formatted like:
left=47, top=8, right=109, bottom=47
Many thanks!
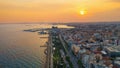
left=94, top=51, right=101, bottom=54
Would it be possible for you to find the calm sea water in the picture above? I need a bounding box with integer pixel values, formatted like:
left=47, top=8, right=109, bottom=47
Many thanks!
left=0, top=24, right=73, bottom=68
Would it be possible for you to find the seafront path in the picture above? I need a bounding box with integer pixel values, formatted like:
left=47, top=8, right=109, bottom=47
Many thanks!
left=46, top=33, right=53, bottom=68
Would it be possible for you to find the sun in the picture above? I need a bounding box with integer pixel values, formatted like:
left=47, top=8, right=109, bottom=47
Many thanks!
left=80, top=10, right=86, bottom=15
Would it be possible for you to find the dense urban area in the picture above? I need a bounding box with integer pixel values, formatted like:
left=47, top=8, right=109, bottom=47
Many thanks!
left=49, top=23, right=120, bottom=68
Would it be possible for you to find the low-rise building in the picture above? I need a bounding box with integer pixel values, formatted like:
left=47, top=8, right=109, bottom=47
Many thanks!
left=105, top=46, right=120, bottom=57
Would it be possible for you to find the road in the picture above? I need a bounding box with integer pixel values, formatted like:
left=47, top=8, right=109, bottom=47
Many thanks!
left=59, top=34, right=79, bottom=68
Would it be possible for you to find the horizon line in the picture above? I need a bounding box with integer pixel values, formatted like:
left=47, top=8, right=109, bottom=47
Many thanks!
left=0, top=21, right=120, bottom=24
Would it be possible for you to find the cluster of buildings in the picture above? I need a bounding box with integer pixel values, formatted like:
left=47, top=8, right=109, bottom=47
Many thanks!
left=61, top=23, right=120, bottom=68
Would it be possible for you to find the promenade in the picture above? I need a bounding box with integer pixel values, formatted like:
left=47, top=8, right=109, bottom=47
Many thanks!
left=46, top=33, right=53, bottom=68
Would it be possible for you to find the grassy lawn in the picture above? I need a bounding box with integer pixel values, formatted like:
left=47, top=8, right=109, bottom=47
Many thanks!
left=78, top=59, right=84, bottom=68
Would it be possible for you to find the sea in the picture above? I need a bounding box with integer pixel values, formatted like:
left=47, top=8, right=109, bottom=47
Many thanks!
left=0, top=24, right=73, bottom=68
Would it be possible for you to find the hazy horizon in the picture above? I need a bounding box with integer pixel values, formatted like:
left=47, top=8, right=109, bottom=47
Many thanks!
left=0, top=21, right=120, bottom=24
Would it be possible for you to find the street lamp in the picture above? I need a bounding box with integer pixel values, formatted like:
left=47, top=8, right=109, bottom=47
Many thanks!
left=53, top=47, right=56, bottom=51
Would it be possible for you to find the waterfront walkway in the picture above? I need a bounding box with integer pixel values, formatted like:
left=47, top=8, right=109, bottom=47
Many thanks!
left=45, top=34, right=53, bottom=68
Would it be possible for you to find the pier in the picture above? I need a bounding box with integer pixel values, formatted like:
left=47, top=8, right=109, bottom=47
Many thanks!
left=40, top=46, right=47, bottom=47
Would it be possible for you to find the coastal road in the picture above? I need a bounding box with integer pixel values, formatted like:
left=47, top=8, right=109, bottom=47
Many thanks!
left=59, top=34, right=79, bottom=68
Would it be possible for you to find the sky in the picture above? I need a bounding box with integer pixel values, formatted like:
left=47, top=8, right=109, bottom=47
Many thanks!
left=0, top=0, right=120, bottom=23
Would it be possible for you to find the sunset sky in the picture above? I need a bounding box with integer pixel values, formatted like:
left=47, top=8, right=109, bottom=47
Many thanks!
left=0, top=0, right=120, bottom=23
